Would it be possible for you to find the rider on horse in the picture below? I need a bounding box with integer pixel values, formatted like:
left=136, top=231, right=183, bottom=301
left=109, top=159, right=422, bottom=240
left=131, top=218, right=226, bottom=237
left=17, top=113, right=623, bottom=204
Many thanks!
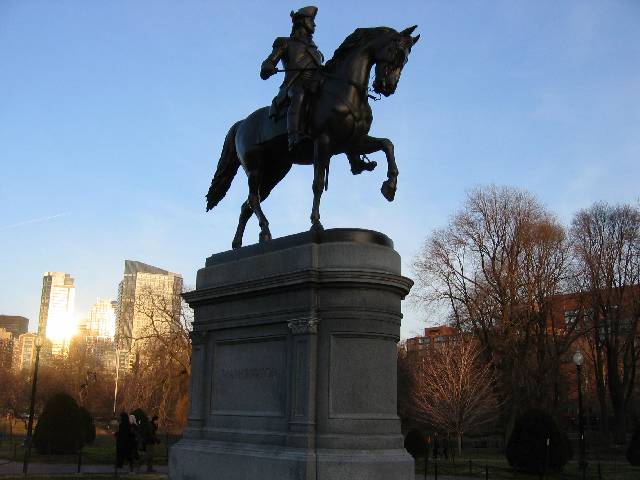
left=260, top=6, right=377, bottom=174
left=260, top=6, right=323, bottom=151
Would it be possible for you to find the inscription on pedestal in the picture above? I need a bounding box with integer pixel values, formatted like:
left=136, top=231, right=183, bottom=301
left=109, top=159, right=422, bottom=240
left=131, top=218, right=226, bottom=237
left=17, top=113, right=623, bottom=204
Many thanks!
left=212, top=336, right=286, bottom=417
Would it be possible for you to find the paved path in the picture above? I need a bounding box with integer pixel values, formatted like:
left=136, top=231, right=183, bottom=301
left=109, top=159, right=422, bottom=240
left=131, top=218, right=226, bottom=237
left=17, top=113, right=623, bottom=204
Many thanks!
left=0, top=459, right=167, bottom=476
left=1, top=460, right=475, bottom=479
left=416, top=475, right=474, bottom=480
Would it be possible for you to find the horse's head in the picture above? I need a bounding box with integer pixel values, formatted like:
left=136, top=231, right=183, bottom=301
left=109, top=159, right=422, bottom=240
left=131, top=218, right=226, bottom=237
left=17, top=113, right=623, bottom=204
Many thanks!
left=372, top=26, right=420, bottom=97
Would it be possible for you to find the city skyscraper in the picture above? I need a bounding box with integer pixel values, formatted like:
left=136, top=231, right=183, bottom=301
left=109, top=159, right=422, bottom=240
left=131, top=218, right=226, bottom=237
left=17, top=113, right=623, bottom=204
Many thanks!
left=37, top=272, right=76, bottom=355
left=0, top=316, right=28, bottom=369
left=12, top=332, right=37, bottom=372
left=84, top=298, right=116, bottom=338
left=0, top=328, right=13, bottom=369
left=115, top=260, right=182, bottom=365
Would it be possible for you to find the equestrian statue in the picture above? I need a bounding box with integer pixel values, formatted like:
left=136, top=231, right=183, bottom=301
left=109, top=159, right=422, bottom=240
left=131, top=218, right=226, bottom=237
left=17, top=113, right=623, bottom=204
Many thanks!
left=206, top=6, right=419, bottom=249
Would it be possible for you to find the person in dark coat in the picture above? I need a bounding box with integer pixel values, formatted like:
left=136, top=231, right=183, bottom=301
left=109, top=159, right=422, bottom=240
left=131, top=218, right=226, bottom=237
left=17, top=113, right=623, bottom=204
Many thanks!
left=145, top=415, right=160, bottom=473
left=115, top=412, right=135, bottom=472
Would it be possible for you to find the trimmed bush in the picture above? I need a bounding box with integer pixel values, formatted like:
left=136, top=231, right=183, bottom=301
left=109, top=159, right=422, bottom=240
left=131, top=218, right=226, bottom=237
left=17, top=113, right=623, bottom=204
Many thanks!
left=404, top=429, right=427, bottom=458
left=506, top=409, right=572, bottom=474
left=33, top=393, right=93, bottom=454
left=627, top=425, right=640, bottom=466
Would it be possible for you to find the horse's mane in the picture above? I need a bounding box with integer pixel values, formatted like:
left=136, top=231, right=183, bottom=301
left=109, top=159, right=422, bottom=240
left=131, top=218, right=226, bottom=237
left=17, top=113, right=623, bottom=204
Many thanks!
left=324, top=27, right=396, bottom=73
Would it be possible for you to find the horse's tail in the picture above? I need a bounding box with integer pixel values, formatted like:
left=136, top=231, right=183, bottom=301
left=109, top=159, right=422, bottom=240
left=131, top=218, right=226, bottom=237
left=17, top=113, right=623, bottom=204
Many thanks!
left=206, top=120, right=242, bottom=212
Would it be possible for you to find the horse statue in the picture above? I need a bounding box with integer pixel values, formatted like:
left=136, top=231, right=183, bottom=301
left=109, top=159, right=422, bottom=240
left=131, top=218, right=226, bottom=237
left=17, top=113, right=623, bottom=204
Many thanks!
left=206, top=26, right=419, bottom=249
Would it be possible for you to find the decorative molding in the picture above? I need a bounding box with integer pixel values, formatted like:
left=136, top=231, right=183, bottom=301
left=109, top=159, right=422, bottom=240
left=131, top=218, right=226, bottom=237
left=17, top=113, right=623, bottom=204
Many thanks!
left=184, top=268, right=413, bottom=306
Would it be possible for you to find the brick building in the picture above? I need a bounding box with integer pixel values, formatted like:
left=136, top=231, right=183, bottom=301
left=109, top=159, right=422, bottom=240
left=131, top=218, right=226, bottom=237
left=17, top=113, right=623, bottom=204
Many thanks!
left=405, top=325, right=460, bottom=357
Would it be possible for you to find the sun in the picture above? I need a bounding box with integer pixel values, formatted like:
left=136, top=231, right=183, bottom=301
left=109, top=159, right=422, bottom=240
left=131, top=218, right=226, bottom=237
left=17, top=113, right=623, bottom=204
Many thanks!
left=45, top=310, right=78, bottom=343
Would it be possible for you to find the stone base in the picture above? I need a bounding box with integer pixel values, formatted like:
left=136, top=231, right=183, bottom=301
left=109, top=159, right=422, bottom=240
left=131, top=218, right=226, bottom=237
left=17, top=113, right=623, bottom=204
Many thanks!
left=170, top=229, right=414, bottom=480
left=171, top=439, right=413, bottom=480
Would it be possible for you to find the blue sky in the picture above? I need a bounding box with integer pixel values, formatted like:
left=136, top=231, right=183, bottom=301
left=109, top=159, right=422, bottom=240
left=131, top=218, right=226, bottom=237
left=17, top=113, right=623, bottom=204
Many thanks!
left=1, top=0, right=638, bottom=338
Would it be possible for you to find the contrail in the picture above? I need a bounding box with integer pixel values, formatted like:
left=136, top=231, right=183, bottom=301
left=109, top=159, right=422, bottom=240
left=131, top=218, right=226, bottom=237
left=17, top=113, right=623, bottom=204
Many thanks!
left=1, top=212, right=71, bottom=230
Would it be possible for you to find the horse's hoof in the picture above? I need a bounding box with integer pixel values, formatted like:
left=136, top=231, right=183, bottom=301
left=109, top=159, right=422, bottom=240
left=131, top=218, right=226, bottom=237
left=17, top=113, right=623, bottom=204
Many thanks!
left=259, top=233, right=272, bottom=243
left=381, top=180, right=396, bottom=202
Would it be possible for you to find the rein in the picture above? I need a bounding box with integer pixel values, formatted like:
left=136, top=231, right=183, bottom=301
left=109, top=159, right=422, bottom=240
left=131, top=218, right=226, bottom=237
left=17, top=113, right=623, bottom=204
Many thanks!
left=274, top=64, right=384, bottom=192
left=275, top=67, right=380, bottom=100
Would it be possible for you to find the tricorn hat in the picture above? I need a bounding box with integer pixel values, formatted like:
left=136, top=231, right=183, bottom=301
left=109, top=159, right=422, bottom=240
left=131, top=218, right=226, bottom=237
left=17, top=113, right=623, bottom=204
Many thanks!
left=290, top=6, right=318, bottom=21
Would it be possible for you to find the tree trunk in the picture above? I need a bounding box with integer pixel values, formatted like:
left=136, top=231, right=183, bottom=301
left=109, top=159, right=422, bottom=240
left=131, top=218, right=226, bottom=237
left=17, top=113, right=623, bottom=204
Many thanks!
left=457, top=433, right=462, bottom=456
left=597, top=387, right=609, bottom=436
left=608, top=346, right=628, bottom=444
left=594, top=350, right=609, bottom=436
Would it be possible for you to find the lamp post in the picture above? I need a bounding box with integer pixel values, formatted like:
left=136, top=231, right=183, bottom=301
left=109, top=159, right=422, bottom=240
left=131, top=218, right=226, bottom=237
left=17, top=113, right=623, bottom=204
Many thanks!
left=23, top=335, right=43, bottom=475
left=113, top=348, right=121, bottom=416
left=573, top=348, right=586, bottom=480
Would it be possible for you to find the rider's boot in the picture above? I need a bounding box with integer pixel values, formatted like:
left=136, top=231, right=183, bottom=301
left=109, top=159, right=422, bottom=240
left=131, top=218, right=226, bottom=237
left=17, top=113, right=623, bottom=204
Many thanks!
left=348, top=154, right=377, bottom=175
left=287, top=96, right=306, bottom=151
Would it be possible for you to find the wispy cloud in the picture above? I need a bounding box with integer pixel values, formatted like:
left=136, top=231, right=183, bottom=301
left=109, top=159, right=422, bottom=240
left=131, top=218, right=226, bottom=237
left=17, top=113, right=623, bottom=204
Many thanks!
left=1, top=212, right=71, bottom=230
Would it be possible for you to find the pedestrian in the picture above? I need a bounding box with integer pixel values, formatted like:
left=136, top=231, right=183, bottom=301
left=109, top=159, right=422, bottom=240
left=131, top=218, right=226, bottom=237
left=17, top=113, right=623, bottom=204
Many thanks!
left=115, top=412, right=135, bottom=472
left=145, top=415, right=160, bottom=473
left=129, top=414, right=141, bottom=471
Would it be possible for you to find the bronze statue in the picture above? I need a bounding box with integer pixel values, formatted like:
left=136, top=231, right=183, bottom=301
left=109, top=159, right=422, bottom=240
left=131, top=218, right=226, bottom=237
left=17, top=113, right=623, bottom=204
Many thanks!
left=261, top=6, right=324, bottom=151
left=206, top=9, right=419, bottom=249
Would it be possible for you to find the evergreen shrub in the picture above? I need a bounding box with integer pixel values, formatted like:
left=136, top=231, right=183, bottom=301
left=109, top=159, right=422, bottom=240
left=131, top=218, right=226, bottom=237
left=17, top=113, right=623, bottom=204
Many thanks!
left=33, top=392, right=93, bottom=454
left=404, top=429, right=427, bottom=458
left=505, top=409, right=572, bottom=474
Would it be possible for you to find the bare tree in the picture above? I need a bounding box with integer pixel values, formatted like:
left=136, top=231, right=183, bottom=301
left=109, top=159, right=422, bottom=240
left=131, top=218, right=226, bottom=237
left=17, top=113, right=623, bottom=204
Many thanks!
left=413, top=186, right=576, bottom=433
left=571, top=202, right=640, bottom=443
left=412, top=337, right=499, bottom=454
left=0, top=368, right=28, bottom=435
left=117, top=286, right=192, bottom=431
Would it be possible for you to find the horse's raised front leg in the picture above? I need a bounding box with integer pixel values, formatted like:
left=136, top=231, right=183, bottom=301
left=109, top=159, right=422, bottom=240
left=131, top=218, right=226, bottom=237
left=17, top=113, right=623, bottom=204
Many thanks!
left=310, top=135, right=331, bottom=232
left=232, top=200, right=252, bottom=249
left=348, top=135, right=398, bottom=201
left=247, top=171, right=272, bottom=243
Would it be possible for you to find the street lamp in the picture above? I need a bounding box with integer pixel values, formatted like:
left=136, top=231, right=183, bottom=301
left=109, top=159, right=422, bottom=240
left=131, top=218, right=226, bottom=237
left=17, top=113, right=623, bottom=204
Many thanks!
left=573, top=348, right=586, bottom=480
left=113, top=348, right=121, bottom=416
left=23, top=335, right=43, bottom=475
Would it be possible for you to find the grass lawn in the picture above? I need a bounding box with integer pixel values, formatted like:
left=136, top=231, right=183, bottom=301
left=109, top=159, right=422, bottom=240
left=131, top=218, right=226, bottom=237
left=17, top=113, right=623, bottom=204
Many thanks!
left=0, top=433, right=171, bottom=466
left=414, top=450, right=640, bottom=480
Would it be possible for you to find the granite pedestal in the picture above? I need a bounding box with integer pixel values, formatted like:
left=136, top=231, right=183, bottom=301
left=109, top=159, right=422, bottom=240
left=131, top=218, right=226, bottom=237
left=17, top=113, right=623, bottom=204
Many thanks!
left=170, top=229, right=414, bottom=480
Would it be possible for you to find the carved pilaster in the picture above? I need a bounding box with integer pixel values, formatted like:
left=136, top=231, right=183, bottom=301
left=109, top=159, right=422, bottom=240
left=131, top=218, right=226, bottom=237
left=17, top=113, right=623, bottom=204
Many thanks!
left=189, top=329, right=209, bottom=345
left=186, top=329, right=209, bottom=436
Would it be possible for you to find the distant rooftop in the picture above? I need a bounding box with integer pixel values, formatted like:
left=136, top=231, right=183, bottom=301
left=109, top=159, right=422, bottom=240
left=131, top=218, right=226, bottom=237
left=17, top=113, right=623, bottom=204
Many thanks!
left=0, top=315, right=29, bottom=338
left=123, top=260, right=180, bottom=277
